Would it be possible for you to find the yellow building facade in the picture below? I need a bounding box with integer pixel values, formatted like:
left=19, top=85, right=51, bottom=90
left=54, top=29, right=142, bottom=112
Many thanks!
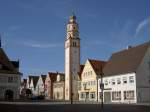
left=78, top=59, right=106, bottom=101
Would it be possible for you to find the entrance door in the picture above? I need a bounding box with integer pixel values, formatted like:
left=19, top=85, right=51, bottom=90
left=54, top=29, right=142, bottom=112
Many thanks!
left=104, top=92, right=111, bottom=103
left=5, top=89, right=14, bottom=100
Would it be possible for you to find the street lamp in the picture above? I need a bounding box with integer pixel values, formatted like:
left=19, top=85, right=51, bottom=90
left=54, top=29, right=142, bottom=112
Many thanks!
left=96, top=75, right=100, bottom=102
left=100, top=66, right=104, bottom=109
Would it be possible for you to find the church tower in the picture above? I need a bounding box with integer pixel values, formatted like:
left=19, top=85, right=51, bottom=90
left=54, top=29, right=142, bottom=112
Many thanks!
left=65, top=13, right=80, bottom=100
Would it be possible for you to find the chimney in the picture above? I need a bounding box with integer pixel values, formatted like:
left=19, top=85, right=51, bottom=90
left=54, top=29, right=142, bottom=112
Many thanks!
left=126, top=45, right=132, bottom=50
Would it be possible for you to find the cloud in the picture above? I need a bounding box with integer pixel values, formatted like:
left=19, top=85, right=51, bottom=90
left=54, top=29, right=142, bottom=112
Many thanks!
left=135, top=18, right=150, bottom=37
left=5, top=37, right=62, bottom=49
left=19, top=41, right=62, bottom=49
left=22, top=42, right=62, bottom=48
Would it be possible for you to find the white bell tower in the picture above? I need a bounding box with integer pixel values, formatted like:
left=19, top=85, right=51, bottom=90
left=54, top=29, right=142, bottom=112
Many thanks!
left=65, top=13, right=80, bottom=100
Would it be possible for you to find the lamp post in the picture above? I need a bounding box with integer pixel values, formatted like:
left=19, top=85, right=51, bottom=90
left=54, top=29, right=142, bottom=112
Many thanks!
left=100, top=66, right=104, bottom=109
left=96, top=75, right=99, bottom=102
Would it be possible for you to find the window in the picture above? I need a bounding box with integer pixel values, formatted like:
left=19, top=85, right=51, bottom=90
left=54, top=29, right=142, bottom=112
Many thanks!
left=75, top=42, right=77, bottom=46
left=123, top=77, right=127, bottom=84
left=0, top=76, right=5, bottom=83
left=88, top=81, right=90, bottom=86
left=117, top=78, right=121, bottom=84
left=124, top=90, right=134, bottom=100
left=129, top=76, right=134, bottom=83
left=91, top=71, right=92, bottom=75
left=90, top=92, right=95, bottom=99
left=91, top=81, right=93, bottom=86
left=83, top=82, right=87, bottom=89
left=8, top=77, right=13, bottom=83
left=73, top=42, right=77, bottom=47
left=104, top=80, right=108, bottom=85
left=112, top=91, right=121, bottom=100
left=14, top=77, right=18, bottom=82
left=80, top=93, right=85, bottom=98
left=111, top=79, right=115, bottom=85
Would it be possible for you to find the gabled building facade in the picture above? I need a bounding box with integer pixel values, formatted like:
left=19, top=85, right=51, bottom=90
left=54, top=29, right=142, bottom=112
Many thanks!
left=0, top=42, right=21, bottom=100
left=78, top=59, right=106, bottom=101
left=53, top=73, right=65, bottom=100
left=35, top=75, right=46, bottom=96
left=20, top=79, right=27, bottom=97
left=99, top=41, right=150, bottom=103
left=45, top=72, right=57, bottom=99
left=27, top=75, right=39, bottom=96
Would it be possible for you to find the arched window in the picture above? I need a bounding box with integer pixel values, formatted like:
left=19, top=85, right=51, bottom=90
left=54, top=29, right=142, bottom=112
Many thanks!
left=74, top=42, right=76, bottom=47
left=73, top=42, right=76, bottom=47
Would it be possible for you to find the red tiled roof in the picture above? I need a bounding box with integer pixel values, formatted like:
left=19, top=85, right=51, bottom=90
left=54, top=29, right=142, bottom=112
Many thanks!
left=41, top=75, right=46, bottom=84
left=78, top=64, right=85, bottom=79
left=88, top=59, right=106, bottom=75
left=28, top=75, right=39, bottom=88
left=103, top=41, right=150, bottom=76
left=0, top=48, right=19, bottom=74
left=48, top=72, right=58, bottom=82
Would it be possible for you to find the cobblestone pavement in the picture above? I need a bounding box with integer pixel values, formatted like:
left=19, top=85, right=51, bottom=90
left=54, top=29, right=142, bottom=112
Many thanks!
left=0, top=102, right=150, bottom=112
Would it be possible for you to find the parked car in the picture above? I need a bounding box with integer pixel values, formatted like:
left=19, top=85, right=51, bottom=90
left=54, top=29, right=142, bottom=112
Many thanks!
left=30, top=95, right=45, bottom=100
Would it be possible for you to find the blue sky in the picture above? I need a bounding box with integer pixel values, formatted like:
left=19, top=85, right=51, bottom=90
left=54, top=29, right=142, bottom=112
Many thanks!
left=0, top=0, right=150, bottom=77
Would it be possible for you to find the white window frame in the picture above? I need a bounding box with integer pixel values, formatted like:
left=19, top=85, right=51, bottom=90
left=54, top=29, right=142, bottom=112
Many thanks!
left=111, top=79, right=115, bottom=85
left=129, top=76, right=134, bottom=83
left=117, top=78, right=121, bottom=84
left=90, top=92, right=95, bottom=99
left=123, top=77, right=127, bottom=84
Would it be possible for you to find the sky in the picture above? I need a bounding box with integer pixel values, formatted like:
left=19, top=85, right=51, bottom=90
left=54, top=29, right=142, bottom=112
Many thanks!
left=0, top=0, right=150, bottom=78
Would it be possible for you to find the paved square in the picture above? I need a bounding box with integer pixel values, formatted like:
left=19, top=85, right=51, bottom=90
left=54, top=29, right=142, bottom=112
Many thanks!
left=0, top=102, right=150, bottom=112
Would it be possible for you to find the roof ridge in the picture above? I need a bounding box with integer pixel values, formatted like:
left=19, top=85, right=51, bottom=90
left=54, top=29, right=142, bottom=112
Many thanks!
left=103, top=41, right=150, bottom=76
left=112, top=41, right=150, bottom=55
left=88, top=58, right=106, bottom=62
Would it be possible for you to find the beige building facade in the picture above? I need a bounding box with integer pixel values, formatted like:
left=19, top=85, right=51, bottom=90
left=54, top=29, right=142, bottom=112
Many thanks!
left=78, top=59, right=106, bottom=101
left=0, top=43, right=21, bottom=100
left=53, top=74, right=65, bottom=100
